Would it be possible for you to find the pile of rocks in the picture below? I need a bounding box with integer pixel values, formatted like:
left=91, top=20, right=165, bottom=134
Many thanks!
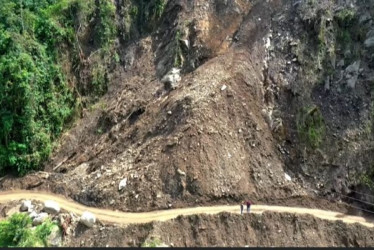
left=16, top=199, right=98, bottom=246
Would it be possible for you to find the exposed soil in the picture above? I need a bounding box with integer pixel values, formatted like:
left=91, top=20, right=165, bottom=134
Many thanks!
left=2, top=0, right=374, bottom=247
left=65, top=211, right=374, bottom=247
left=1, top=0, right=310, bottom=213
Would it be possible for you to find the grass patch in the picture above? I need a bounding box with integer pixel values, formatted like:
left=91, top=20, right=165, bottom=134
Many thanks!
left=141, top=237, right=164, bottom=247
left=296, top=106, right=325, bottom=149
left=174, top=29, right=184, bottom=68
left=0, top=213, right=59, bottom=247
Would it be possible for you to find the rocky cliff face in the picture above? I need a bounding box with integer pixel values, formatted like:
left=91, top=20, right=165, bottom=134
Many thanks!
left=264, top=0, right=374, bottom=209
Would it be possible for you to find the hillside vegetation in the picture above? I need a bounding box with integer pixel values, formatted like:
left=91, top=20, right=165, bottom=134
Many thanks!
left=0, top=213, right=58, bottom=247
left=0, top=0, right=116, bottom=176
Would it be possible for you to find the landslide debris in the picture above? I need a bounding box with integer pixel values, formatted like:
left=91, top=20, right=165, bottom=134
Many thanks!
left=1, top=0, right=374, bottom=221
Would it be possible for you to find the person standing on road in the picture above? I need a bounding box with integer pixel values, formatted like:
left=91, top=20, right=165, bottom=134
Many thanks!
left=246, top=200, right=252, bottom=213
left=240, top=202, right=244, bottom=214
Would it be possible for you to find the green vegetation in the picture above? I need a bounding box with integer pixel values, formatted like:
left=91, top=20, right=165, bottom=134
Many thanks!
left=0, top=0, right=75, bottom=176
left=308, top=0, right=316, bottom=6
left=154, top=0, right=166, bottom=19
left=359, top=163, right=374, bottom=193
left=0, top=213, right=58, bottom=247
left=174, top=29, right=183, bottom=67
left=0, top=0, right=116, bottom=176
left=335, top=9, right=356, bottom=27
left=298, top=7, right=367, bottom=90
left=296, top=106, right=325, bottom=149
left=95, top=0, right=116, bottom=47
left=0, top=0, right=167, bottom=176
left=120, top=0, right=167, bottom=42
left=141, top=237, right=164, bottom=247
left=334, top=8, right=365, bottom=63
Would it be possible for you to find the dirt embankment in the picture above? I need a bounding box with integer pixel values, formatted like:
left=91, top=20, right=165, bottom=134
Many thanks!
left=66, top=211, right=374, bottom=247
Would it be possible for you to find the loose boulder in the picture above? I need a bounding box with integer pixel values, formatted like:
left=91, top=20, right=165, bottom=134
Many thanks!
left=20, top=200, right=33, bottom=212
left=365, top=29, right=374, bottom=48
left=32, top=212, right=49, bottom=226
left=285, top=173, right=292, bottom=181
left=43, top=200, right=60, bottom=214
left=161, top=68, right=181, bottom=90
left=29, top=211, right=38, bottom=220
left=345, top=61, right=360, bottom=89
left=177, top=168, right=186, bottom=176
left=118, top=178, right=128, bottom=191
left=80, top=211, right=96, bottom=228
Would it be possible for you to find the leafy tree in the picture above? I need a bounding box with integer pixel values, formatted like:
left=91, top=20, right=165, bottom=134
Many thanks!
left=0, top=0, right=74, bottom=175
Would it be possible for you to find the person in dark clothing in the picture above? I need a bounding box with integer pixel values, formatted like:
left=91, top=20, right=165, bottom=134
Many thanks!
left=240, top=203, right=244, bottom=214
left=246, top=200, right=252, bottom=213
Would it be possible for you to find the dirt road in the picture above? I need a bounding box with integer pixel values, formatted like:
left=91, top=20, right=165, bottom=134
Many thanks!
left=0, top=190, right=372, bottom=228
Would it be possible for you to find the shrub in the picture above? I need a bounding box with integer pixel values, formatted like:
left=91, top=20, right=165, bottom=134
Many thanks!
left=296, top=106, right=325, bottom=149
left=141, top=238, right=164, bottom=247
left=0, top=213, right=58, bottom=247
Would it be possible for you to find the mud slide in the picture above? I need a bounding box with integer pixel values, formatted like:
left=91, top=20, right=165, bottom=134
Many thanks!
left=0, top=190, right=373, bottom=228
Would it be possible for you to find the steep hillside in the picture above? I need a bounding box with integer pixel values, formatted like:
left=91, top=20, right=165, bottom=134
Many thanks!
left=2, top=0, right=374, bottom=213
left=2, top=0, right=374, bottom=245
left=2, top=0, right=308, bottom=211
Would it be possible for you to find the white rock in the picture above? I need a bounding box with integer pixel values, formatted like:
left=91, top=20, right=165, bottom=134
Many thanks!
left=20, top=200, right=33, bottom=212
left=156, top=243, right=169, bottom=247
left=285, top=173, right=292, bottom=181
left=180, top=39, right=189, bottom=49
left=324, top=76, right=330, bottom=90
left=265, top=37, right=271, bottom=49
left=221, top=85, right=227, bottom=91
left=345, top=61, right=360, bottom=89
left=29, top=211, right=38, bottom=220
left=32, top=212, right=49, bottom=226
left=365, top=36, right=374, bottom=48
left=177, top=168, right=186, bottom=176
left=161, top=68, right=181, bottom=89
left=337, top=59, right=345, bottom=67
left=80, top=211, right=96, bottom=228
left=43, top=200, right=60, bottom=214
left=118, top=178, right=128, bottom=191
left=170, top=68, right=180, bottom=74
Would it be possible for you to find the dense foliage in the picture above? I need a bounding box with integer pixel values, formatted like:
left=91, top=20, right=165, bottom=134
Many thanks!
left=0, top=0, right=116, bottom=176
left=297, top=106, right=325, bottom=149
left=0, top=213, right=58, bottom=247
left=0, top=0, right=74, bottom=175
left=0, top=0, right=167, bottom=176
